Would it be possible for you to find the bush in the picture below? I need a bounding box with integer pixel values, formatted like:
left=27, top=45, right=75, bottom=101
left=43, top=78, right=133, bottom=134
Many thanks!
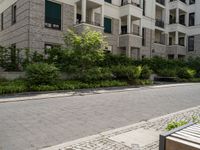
left=111, top=65, right=142, bottom=81
left=79, top=67, right=113, bottom=82
left=25, top=63, right=59, bottom=85
left=140, top=65, right=152, bottom=79
left=157, top=68, right=177, bottom=77
left=0, top=80, right=27, bottom=95
left=176, top=68, right=196, bottom=79
left=166, top=120, right=188, bottom=131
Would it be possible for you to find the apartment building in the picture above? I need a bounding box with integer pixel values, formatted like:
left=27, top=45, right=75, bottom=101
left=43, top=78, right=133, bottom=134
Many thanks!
left=0, top=0, right=200, bottom=59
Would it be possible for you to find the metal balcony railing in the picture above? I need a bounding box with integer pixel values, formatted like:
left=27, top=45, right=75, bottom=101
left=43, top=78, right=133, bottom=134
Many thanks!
left=121, top=0, right=141, bottom=8
left=156, top=0, right=165, bottom=5
left=155, top=19, right=165, bottom=28
left=76, top=19, right=101, bottom=27
left=169, top=0, right=186, bottom=4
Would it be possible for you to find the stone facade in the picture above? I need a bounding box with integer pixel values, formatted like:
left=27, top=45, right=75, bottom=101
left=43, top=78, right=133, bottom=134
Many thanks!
left=1, top=0, right=200, bottom=59
left=0, top=0, right=30, bottom=49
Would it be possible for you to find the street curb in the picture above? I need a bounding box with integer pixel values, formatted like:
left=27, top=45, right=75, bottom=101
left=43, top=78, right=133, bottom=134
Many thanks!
left=0, top=83, right=199, bottom=104
left=40, top=105, right=200, bottom=150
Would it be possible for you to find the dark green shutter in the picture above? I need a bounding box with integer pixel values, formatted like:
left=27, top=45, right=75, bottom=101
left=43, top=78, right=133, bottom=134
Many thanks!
left=105, top=0, right=112, bottom=3
left=45, top=0, right=61, bottom=29
left=104, top=18, right=112, bottom=33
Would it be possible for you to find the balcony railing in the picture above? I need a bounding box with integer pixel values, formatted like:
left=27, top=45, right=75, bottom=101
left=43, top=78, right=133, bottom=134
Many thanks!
left=169, top=18, right=176, bottom=24
left=121, top=31, right=140, bottom=36
left=169, top=0, right=186, bottom=4
left=155, top=40, right=165, bottom=45
left=155, top=19, right=165, bottom=28
left=76, top=19, right=101, bottom=27
left=156, top=0, right=165, bottom=5
left=121, top=0, right=140, bottom=8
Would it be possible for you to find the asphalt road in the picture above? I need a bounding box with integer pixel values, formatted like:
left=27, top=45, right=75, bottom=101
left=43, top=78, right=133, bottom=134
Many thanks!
left=0, top=83, right=200, bottom=150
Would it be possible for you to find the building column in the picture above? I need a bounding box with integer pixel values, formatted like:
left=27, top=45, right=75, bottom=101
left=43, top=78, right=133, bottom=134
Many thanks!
left=184, top=34, right=187, bottom=47
left=101, top=5, right=104, bottom=26
left=176, top=8, right=179, bottom=24
left=81, top=0, right=86, bottom=23
left=139, top=19, right=143, bottom=36
left=175, top=31, right=179, bottom=45
left=74, top=4, right=77, bottom=24
left=126, top=46, right=131, bottom=57
left=185, top=13, right=189, bottom=26
left=91, top=9, right=95, bottom=23
left=119, top=18, right=121, bottom=34
left=127, top=15, right=131, bottom=33
left=140, top=0, right=143, bottom=8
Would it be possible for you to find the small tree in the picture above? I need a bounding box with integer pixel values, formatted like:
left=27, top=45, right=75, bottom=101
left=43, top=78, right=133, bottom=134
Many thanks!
left=64, top=29, right=108, bottom=72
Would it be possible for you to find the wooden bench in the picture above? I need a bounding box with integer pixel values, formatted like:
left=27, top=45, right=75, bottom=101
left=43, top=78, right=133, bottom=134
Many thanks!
left=159, top=123, right=200, bottom=150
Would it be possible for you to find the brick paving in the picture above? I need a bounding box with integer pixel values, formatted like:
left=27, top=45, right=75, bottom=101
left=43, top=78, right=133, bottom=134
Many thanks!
left=0, top=83, right=200, bottom=150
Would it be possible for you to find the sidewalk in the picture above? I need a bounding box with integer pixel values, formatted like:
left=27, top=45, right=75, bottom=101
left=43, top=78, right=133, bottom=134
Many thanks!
left=41, top=106, right=200, bottom=150
left=0, top=83, right=197, bottom=103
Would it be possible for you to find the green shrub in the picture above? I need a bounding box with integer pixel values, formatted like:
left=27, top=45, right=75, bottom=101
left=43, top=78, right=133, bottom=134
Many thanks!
left=176, top=68, right=196, bottom=79
left=157, top=68, right=177, bottom=77
left=140, top=65, right=152, bottom=79
left=111, top=65, right=142, bottom=81
left=79, top=67, right=113, bottom=82
left=0, top=80, right=27, bottom=95
left=25, top=63, right=59, bottom=85
left=30, top=85, right=58, bottom=92
left=166, top=120, right=188, bottom=131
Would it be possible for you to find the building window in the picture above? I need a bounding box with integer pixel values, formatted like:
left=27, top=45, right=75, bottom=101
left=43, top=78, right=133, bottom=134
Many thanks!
left=105, top=0, right=112, bottom=3
left=189, top=0, right=195, bottom=4
left=179, top=15, right=185, bottom=26
left=188, top=36, right=194, bottom=51
left=142, top=28, right=146, bottom=46
left=1, top=13, right=3, bottom=31
left=11, top=4, right=17, bottom=25
left=169, top=37, right=172, bottom=45
left=179, top=37, right=185, bottom=46
left=143, top=0, right=146, bottom=16
left=189, top=13, right=195, bottom=26
left=104, top=17, right=112, bottom=33
left=45, top=0, right=61, bottom=30
left=11, top=44, right=17, bottom=65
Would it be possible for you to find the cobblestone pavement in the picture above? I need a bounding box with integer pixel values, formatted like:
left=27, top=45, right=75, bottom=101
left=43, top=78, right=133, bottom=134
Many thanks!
left=0, top=83, right=200, bottom=150
left=42, top=106, right=200, bottom=150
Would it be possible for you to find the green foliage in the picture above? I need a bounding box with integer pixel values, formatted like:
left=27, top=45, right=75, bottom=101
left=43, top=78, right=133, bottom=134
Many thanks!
left=176, top=68, right=196, bottom=79
left=111, top=65, right=142, bottom=81
left=79, top=67, right=113, bottom=82
left=0, top=80, right=27, bottom=95
left=157, top=68, right=177, bottom=77
left=65, top=29, right=107, bottom=52
left=101, top=54, right=133, bottom=67
left=166, top=120, right=188, bottom=131
left=140, top=65, right=152, bottom=79
left=25, top=63, right=59, bottom=86
left=0, top=46, right=22, bottom=71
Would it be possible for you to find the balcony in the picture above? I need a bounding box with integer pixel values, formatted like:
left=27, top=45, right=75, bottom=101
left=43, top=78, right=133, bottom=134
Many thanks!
left=168, top=0, right=187, bottom=11
left=167, top=23, right=187, bottom=33
left=166, top=45, right=186, bottom=56
left=74, top=21, right=104, bottom=33
left=156, top=0, right=165, bottom=6
left=121, top=0, right=141, bottom=7
left=155, top=19, right=165, bottom=28
left=119, top=34, right=142, bottom=48
left=75, top=0, right=104, bottom=5
left=120, top=0, right=143, bottom=18
left=169, top=0, right=186, bottom=4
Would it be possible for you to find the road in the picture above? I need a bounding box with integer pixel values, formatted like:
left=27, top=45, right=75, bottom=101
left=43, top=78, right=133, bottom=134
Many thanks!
left=0, top=83, right=200, bottom=150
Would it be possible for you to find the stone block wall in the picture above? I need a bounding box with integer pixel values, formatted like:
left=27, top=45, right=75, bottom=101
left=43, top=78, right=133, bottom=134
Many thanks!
left=0, top=0, right=30, bottom=49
